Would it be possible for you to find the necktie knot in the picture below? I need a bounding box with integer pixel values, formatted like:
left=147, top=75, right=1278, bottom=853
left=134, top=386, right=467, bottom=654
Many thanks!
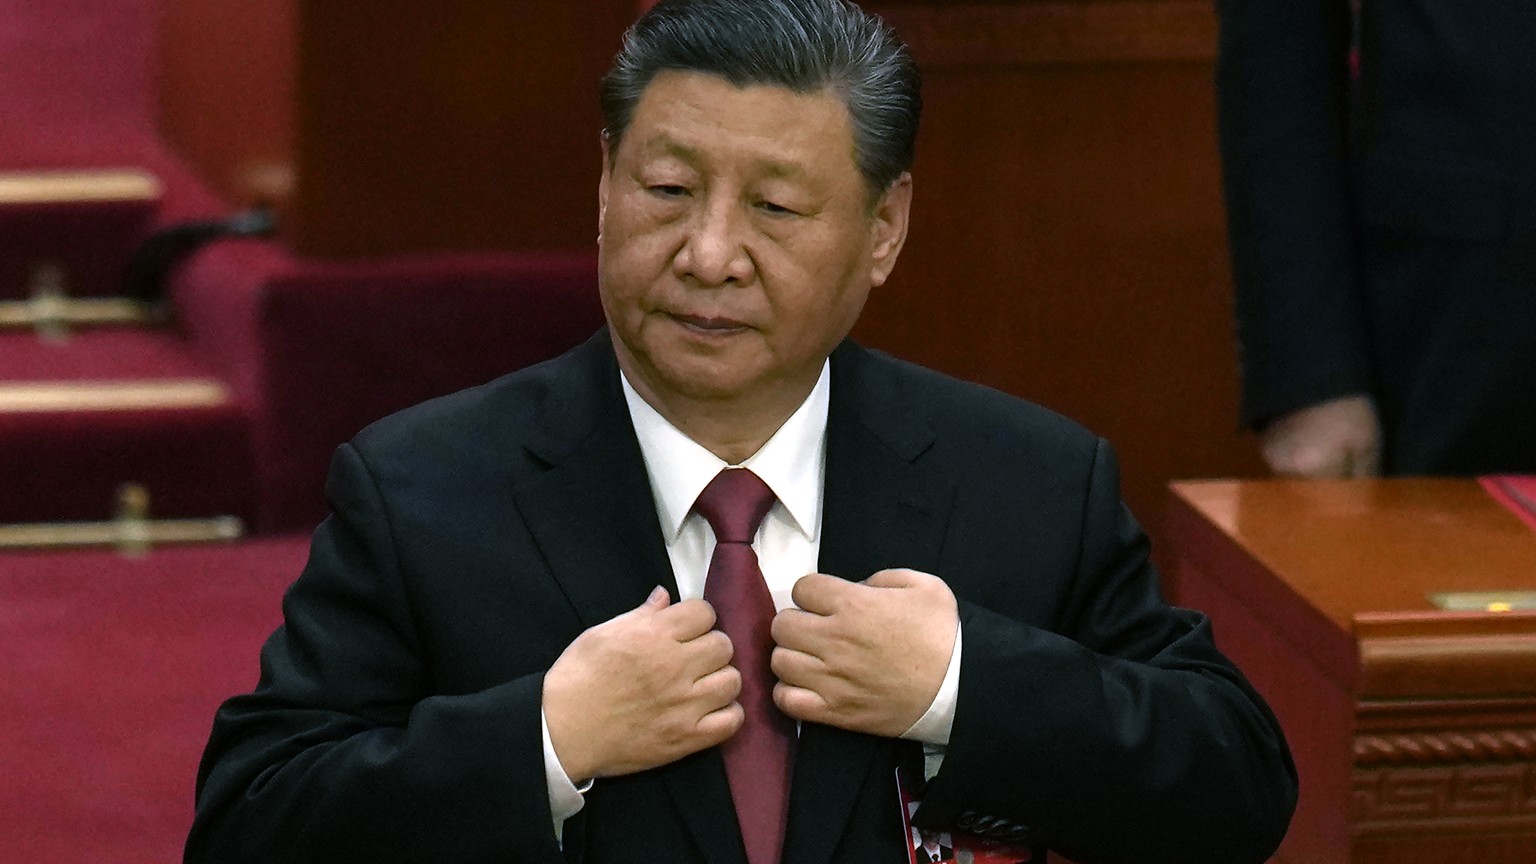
left=693, top=468, right=776, bottom=544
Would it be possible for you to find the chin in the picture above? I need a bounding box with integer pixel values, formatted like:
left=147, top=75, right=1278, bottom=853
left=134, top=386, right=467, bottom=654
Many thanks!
left=637, top=339, right=759, bottom=393
left=652, top=365, right=757, bottom=403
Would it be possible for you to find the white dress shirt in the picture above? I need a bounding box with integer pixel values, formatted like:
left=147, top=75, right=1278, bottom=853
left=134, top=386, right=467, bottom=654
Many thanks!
left=541, top=362, right=961, bottom=837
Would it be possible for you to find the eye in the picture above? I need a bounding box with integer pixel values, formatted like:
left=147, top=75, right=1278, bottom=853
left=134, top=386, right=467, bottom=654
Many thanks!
left=648, top=184, right=690, bottom=198
left=756, top=200, right=798, bottom=217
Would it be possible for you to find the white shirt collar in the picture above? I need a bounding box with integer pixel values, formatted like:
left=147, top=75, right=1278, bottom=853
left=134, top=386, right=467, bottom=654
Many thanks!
left=620, top=362, right=830, bottom=544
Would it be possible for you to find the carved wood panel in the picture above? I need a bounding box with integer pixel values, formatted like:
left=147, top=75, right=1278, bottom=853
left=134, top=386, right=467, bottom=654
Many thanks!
left=1353, top=762, right=1536, bottom=832
left=1356, top=730, right=1536, bottom=766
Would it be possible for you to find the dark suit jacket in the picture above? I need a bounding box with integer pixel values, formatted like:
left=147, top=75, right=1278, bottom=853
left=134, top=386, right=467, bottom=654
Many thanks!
left=1217, top=2, right=1536, bottom=464
left=913, top=843, right=952, bottom=862
left=187, top=333, right=1295, bottom=864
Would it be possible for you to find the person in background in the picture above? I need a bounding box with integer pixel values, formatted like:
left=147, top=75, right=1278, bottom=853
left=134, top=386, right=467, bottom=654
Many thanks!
left=914, top=828, right=953, bottom=862
left=1216, top=2, right=1536, bottom=478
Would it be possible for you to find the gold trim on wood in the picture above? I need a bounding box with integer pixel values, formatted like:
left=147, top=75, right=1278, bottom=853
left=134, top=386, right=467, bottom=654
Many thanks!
left=0, top=380, right=232, bottom=413
left=1357, top=731, right=1536, bottom=766
left=0, top=516, right=244, bottom=551
left=0, top=169, right=161, bottom=205
left=873, top=1, right=1217, bottom=69
left=0, top=296, right=163, bottom=331
left=1431, top=591, right=1536, bottom=613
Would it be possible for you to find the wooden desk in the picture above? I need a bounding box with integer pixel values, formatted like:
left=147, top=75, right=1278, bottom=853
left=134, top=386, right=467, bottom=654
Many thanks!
left=1165, top=480, right=1536, bottom=864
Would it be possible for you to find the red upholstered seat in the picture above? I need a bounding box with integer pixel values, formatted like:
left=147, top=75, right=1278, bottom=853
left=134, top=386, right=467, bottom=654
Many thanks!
left=0, top=225, right=601, bottom=529
left=0, top=537, right=310, bottom=864
left=0, top=0, right=258, bottom=528
left=0, top=176, right=254, bottom=525
left=171, top=240, right=605, bottom=531
left=0, top=0, right=603, bottom=532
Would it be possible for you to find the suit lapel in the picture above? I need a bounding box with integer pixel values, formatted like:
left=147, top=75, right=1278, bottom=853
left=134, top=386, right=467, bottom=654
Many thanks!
left=783, top=343, right=956, bottom=864
left=512, top=336, right=678, bottom=627
left=510, top=334, right=744, bottom=864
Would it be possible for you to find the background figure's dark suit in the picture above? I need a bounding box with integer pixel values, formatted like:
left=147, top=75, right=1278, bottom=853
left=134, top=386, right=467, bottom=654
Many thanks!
left=1217, top=2, right=1536, bottom=473
left=913, top=843, right=952, bottom=862
left=187, top=333, right=1295, bottom=864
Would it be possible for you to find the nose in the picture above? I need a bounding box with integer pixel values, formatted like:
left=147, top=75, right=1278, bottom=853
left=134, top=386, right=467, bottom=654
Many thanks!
left=673, top=196, right=753, bottom=287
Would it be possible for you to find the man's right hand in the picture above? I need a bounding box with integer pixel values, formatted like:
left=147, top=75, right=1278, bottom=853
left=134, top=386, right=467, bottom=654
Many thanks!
left=1260, top=394, right=1382, bottom=478
left=542, top=587, right=743, bottom=783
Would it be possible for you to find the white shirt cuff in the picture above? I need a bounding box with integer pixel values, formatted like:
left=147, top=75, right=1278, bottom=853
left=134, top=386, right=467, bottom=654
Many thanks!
left=541, top=707, right=591, bottom=843
left=900, top=623, right=961, bottom=746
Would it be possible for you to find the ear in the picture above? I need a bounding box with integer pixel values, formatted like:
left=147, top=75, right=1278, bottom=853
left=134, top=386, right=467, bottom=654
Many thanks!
left=598, top=135, right=613, bottom=241
left=868, top=173, right=913, bottom=288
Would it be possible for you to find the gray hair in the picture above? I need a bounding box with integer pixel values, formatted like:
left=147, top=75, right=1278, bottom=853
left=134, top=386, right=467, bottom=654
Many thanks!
left=600, top=0, right=921, bottom=195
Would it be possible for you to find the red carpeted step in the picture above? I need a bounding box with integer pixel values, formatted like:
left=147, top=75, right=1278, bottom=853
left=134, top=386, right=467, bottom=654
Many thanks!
left=0, top=536, right=308, bottom=864
left=0, top=328, right=253, bottom=524
left=0, top=169, right=163, bottom=300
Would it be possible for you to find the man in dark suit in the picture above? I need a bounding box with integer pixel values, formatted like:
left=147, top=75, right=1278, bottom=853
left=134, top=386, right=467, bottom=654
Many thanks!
left=187, top=2, right=1296, bottom=862
left=1217, top=2, right=1536, bottom=477
left=913, top=828, right=952, bottom=861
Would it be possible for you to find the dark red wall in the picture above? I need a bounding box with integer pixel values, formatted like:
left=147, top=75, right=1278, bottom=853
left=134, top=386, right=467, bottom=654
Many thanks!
left=158, top=0, right=296, bottom=207
left=288, top=0, right=637, bottom=256
left=160, top=0, right=638, bottom=255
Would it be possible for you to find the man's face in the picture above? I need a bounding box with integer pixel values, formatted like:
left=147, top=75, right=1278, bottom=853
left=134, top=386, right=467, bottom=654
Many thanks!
left=598, top=70, right=911, bottom=411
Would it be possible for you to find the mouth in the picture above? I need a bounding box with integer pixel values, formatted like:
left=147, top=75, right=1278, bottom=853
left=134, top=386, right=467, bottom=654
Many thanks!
left=668, top=312, right=752, bottom=336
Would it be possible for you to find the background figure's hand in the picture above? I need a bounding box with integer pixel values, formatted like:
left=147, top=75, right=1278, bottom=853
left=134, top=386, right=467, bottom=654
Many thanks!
left=1260, top=394, right=1382, bottom=478
left=770, top=569, right=958, bottom=737
left=543, top=587, right=743, bottom=782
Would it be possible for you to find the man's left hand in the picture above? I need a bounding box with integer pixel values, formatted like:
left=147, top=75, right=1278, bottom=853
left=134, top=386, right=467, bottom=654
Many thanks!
left=770, top=569, right=958, bottom=737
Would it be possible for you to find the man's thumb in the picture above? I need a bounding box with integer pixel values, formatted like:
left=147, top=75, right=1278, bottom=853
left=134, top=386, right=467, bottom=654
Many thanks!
left=865, top=568, right=920, bottom=588
left=640, top=585, right=671, bottom=610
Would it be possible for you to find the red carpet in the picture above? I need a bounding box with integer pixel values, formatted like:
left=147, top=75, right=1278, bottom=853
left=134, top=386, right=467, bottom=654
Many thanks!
left=0, top=0, right=155, bottom=167
left=0, top=537, right=309, bottom=863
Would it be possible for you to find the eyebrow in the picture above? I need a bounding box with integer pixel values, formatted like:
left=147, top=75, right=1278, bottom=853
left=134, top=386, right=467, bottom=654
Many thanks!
left=646, top=137, right=808, bottom=182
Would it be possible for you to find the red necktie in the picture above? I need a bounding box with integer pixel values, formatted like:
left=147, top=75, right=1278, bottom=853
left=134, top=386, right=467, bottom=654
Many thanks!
left=694, top=468, right=794, bottom=864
